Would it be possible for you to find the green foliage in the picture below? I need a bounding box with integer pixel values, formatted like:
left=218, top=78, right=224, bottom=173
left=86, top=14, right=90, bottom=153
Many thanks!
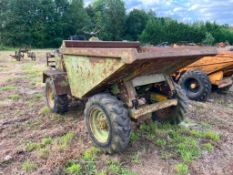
left=1, top=0, right=233, bottom=48
left=38, top=147, right=49, bottom=159
left=26, top=141, right=40, bottom=152
left=130, top=132, right=140, bottom=142
left=202, top=143, right=214, bottom=152
left=125, top=9, right=152, bottom=40
left=108, top=160, right=137, bottom=175
left=176, top=138, right=200, bottom=163
left=175, top=163, right=189, bottom=175
left=65, top=162, right=81, bottom=175
left=131, top=152, right=141, bottom=164
left=202, top=32, right=215, bottom=45
left=57, top=132, right=76, bottom=149
left=82, top=147, right=99, bottom=161
left=140, top=17, right=205, bottom=45
left=8, top=94, right=20, bottom=101
left=39, top=106, right=51, bottom=115
left=21, top=160, right=38, bottom=172
left=155, top=139, right=167, bottom=147
left=92, top=0, right=126, bottom=40
left=26, top=137, right=53, bottom=152
left=136, top=122, right=220, bottom=174
left=0, top=85, right=16, bottom=91
left=41, top=137, right=53, bottom=146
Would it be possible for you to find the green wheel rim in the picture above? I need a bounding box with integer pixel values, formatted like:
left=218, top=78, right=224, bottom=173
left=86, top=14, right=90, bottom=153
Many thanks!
left=90, top=107, right=110, bottom=144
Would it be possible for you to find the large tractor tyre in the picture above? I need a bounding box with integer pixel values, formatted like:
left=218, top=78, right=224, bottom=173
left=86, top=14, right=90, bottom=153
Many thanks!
left=178, top=70, right=211, bottom=101
left=45, top=78, right=69, bottom=114
left=84, top=93, right=131, bottom=154
left=152, top=84, right=189, bottom=124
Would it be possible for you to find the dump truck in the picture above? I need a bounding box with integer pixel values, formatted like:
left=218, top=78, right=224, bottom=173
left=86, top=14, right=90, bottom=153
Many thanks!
left=175, top=49, right=233, bottom=101
left=43, top=41, right=216, bottom=153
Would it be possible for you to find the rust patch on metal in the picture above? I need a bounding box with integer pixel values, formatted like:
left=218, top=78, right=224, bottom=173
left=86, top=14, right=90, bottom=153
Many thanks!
left=43, top=70, right=71, bottom=96
left=130, top=99, right=178, bottom=119
left=64, top=40, right=140, bottom=49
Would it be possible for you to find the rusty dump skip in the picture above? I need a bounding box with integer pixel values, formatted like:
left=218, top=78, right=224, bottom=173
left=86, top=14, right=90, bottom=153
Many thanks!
left=61, top=41, right=217, bottom=99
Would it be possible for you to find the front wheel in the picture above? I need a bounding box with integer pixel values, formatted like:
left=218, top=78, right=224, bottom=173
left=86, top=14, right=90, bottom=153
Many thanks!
left=84, top=93, right=131, bottom=154
left=45, top=78, right=69, bottom=114
left=152, top=84, right=190, bottom=124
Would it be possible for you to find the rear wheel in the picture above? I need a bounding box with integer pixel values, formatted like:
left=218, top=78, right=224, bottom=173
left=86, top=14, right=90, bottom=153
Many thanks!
left=179, top=70, right=211, bottom=101
left=152, top=84, right=189, bottom=124
left=84, top=93, right=131, bottom=154
left=45, top=78, right=68, bottom=114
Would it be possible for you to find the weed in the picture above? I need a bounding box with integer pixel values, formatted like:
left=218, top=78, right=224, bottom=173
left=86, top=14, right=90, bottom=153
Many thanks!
left=8, top=94, right=20, bottom=101
left=22, top=160, right=38, bottom=172
left=139, top=123, right=150, bottom=133
left=202, top=143, right=214, bottom=152
left=108, top=160, right=137, bottom=175
left=176, top=138, right=201, bottom=163
left=26, top=137, right=53, bottom=152
left=134, top=122, right=219, bottom=174
left=203, top=131, right=220, bottom=141
left=0, top=85, right=16, bottom=91
left=41, top=137, right=52, bottom=146
left=26, top=142, right=40, bottom=152
left=34, top=93, right=43, bottom=99
left=96, top=171, right=107, bottom=175
left=82, top=147, right=99, bottom=161
left=130, top=132, right=140, bottom=142
left=83, top=161, right=96, bottom=175
left=175, top=163, right=188, bottom=175
left=131, top=152, right=141, bottom=164
left=58, top=132, right=76, bottom=149
left=39, top=106, right=50, bottom=115
left=65, top=162, right=81, bottom=175
left=38, top=148, right=49, bottom=159
left=155, top=139, right=167, bottom=147
left=160, top=151, right=174, bottom=160
left=26, top=120, right=41, bottom=129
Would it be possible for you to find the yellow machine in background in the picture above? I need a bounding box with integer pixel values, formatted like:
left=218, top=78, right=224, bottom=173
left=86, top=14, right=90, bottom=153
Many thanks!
left=176, top=49, right=233, bottom=101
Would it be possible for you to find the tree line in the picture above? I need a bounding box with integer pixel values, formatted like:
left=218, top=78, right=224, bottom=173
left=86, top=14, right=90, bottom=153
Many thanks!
left=0, top=0, right=233, bottom=48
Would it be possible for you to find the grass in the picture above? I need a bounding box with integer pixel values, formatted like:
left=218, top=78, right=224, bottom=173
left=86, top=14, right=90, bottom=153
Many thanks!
left=0, top=45, right=17, bottom=51
left=34, top=92, right=43, bottom=99
left=38, top=147, right=49, bottom=159
left=175, top=163, right=189, bottom=175
left=63, top=147, right=138, bottom=175
left=131, top=152, right=141, bottom=164
left=21, top=160, right=38, bottom=172
left=82, top=147, right=99, bottom=161
left=25, top=137, right=53, bottom=152
left=65, top=162, right=81, bottom=175
left=0, top=85, right=16, bottom=91
left=130, top=132, right=140, bottom=143
left=8, top=94, right=20, bottom=101
left=107, top=160, right=137, bottom=175
left=26, top=141, right=40, bottom=152
left=39, top=106, right=51, bottom=115
left=57, top=132, right=76, bottom=150
left=134, top=122, right=220, bottom=175
left=202, top=143, right=214, bottom=152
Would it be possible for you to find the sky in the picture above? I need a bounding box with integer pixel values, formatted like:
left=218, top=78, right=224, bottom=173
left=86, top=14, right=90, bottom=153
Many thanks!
left=84, top=0, right=233, bottom=26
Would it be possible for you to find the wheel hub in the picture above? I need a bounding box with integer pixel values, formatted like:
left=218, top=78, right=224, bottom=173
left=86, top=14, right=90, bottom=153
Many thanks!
left=190, top=83, right=197, bottom=89
left=90, top=108, right=110, bottom=144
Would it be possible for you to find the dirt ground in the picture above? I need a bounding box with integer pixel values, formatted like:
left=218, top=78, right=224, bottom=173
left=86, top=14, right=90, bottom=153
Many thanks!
left=0, top=51, right=233, bottom=175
